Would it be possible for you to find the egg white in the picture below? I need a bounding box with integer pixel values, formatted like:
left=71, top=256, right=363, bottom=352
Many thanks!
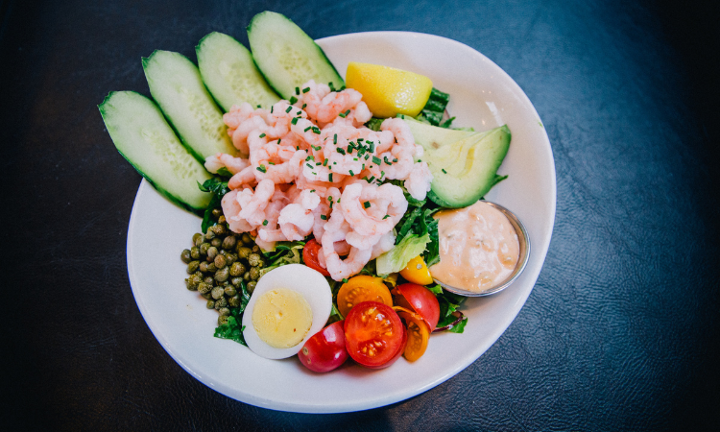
left=242, top=264, right=333, bottom=360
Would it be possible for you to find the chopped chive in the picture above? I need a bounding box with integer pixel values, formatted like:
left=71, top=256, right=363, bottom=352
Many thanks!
left=263, top=220, right=268, bottom=226
left=368, top=142, right=375, bottom=152
left=342, top=278, right=348, bottom=283
left=364, top=154, right=370, bottom=160
left=289, top=96, right=298, bottom=104
left=337, top=148, right=346, bottom=155
left=304, top=126, right=312, bottom=132
left=347, top=146, right=353, bottom=154
left=270, top=106, right=274, bottom=113
left=349, top=170, right=354, bottom=176
left=338, top=111, right=347, bottom=118
left=381, top=171, right=385, bottom=178
left=257, top=105, right=261, bottom=108
left=442, top=168, right=447, bottom=173
left=312, top=172, right=317, bottom=175
left=295, top=87, right=300, bottom=95
left=357, top=138, right=364, bottom=142
left=291, top=117, right=299, bottom=125
left=256, top=165, right=267, bottom=173
left=310, top=189, right=316, bottom=193
left=368, top=176, right=375, bottom=183
left=296, top=146, right=300, bottom=150
left=383, top=215, right=390, bottom=220
left=302, top=86, right=311, bottom=93
left=306, top=163, right=314, bottom=169
left=328, top=173, right=333, bottom=182
left=312, top=126, right=321, bottom=134
left=277, top=139, right=282, bottom=144
left=333, top=134, right=338, bottom=144
left=362, top=164, right=365, bottom=170
left=285, top=106, right=293, bottom=113
left=372, top=156, right=382, bottom=165
left=302, top=103, right=307, bottom=109
left=259, top=133, right=266, bottom=138
left=320, top=214, right=327, bottom=220
left=268, top=162, right=275, bottom=165
left=333, top=161, right=337, bottom=164
left=363, top=201, right=371, bottom=209
left=313, top=145, right=322, bottom=151
left=393, top=158, right=398, bottom=162
left=323, top=159, right=328, bottom=166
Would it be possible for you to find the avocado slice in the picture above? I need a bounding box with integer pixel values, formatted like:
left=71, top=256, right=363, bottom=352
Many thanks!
left=404, top=119, right=511, bottom=208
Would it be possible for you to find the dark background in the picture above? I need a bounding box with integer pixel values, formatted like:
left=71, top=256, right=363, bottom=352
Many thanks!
left=2, top=0, right=718, bottom=430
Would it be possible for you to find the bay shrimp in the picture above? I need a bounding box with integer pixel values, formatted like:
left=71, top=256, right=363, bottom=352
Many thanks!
left=339, top=182, right=408, bottom=237
left=320, top=202, right=373, bottom=281
left=235, top=179, right=275, bottom=228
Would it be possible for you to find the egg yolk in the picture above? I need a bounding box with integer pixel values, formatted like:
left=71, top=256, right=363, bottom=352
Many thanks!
left=251, top=288, right=313, bottom=349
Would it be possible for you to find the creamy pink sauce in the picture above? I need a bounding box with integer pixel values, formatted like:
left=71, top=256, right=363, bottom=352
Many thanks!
left=430, top=201, right=519, bottom=293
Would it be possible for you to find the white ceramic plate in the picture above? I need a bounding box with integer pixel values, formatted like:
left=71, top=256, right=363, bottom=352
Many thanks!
left=127, top=31, right=556, bottom=413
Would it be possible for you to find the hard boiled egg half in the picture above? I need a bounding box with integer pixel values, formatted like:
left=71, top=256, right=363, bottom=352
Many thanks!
left=242, top=264, right=332, bottom=359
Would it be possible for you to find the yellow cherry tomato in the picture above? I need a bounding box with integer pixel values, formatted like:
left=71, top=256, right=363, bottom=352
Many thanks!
left=336, top=275, right=393, bottom=318
left=399, top=256, right=433, bottom=285
left=397, top=310, right=430, bottom=362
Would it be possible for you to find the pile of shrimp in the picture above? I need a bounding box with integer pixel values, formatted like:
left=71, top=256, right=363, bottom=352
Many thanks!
left=205, top=80, right=433, bottom=281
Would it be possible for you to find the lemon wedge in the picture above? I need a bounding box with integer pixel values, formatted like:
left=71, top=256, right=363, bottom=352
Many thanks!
left=345, top=62, right=433, bottom=118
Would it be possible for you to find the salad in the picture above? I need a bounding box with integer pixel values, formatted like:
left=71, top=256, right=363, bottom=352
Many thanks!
left=101, top=11, right=514, bottom=373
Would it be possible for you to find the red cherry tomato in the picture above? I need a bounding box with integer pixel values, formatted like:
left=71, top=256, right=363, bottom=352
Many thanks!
left=298, top=321, right=349, bottom=373
left=344, top=301, right=406, bottom=369
left=302, top=239, right=330, bottom=277
left=392, top=283, right=440, bottom=330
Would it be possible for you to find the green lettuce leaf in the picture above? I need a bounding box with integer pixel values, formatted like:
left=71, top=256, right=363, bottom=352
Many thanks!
left=376, top=233, right=430, bottom=276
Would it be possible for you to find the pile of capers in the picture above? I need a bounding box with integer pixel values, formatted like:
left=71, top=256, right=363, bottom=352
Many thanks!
left=180, top=209, right=265, bottom=325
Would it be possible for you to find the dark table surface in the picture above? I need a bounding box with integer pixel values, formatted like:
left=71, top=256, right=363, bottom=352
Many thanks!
left=2, top=0, right=719, bottom=430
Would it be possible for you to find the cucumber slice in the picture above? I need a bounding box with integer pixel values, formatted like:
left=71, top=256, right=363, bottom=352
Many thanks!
left=197, top=32, right=280, bottom=112
left=142, top=50, right=236, bottom=161
left=99, top=91, right=212, bottom=212
left=247, top=11, right=344, bottom=99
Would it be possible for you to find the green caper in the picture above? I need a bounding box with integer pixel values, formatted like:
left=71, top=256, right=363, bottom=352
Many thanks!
left=213, top=224, right=227, bottom=236
left=199, top=261, right=209, bottom=273
left=222, top=235, right=236, bottom=250
left=204, top=276, right=214, bottom=285
left=186, top=261, right=200, bottom=274
left=237, top=246, right=252, bottom=259
left=212, top=208, right=223, bottom=219
left=190, top=246, right=200, bottom=260
left=181, top=249, right=192, bottom=263
left=228, top=295, right=241, bottom=307
left=199, top=242, right=210, bottom=256
left=197, top=282, right=211, bottom=294
left=218, top=215, right=226, bottom=225
left=248, top=253, right=263, bottom=268
left=225, top=253, right=237, bottom=266
left=214, top=254, right=227, bottom=269
left=243, top=271, right=251, bottom=281
left=201, top=291, right=212, bottom=300
left=206, top=300, right=215, bottom=309
left=218, top=315, right=229, bottom=326
left=229, top=262, right=246, bottom=277
left=247, top=281, right=257, bottom=293
left=215, top=267, right=230, bottom=282
left=249, top=266, right=260, bottom=281
left=190, top=272, right=203, bottom=285
left=206, top=246, right=218, bottom=260
left=214, top=296, right=228, bottom=309
left=231, top=277, right=243, bottom=287
left=211, top=287, right=224, bottom=300
left=205, top=227, right=216, bottom=240
left=224, top=286, right=237, bottom=297
left=192, top=233, right=203, bottom=245
left=211, top=237, right=222, bottom=248
left=218, top=307, right=231, bottom=317
left=252, top=245, right=260, bottom=253
left=208, top=263, right=218, bottom=273
left=239, top=233, right=250, bottom=244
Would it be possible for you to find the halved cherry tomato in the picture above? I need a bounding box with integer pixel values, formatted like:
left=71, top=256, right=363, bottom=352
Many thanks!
left=336, top=275, right=393, bottom=317
left=400, top=255, right=433, bottom=285
left=397, top=311, right=430, bottom=362
left=344, top=301, right=406, bottom=369
left=302, top=239, right=330, bottom=277
left=298, top=321, right=349, bottom=373
left=392, top=283, right=440, bottom=330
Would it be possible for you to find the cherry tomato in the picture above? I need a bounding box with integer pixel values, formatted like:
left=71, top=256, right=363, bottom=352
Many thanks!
left=297, top=321, right=349, bottom=373
left=392, top=283, right=440, bottom=330
left=399, top=255, right=433, bottom=285
left=336, top=275, right=393, bottom=318
left=344, top=301, right=406, bottom=369
left=397, top=311, right=430, bottom=362
left=302, top=239, right=330, bottom=277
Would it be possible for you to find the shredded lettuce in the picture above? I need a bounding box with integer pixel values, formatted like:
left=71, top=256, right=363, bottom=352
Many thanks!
left=213, top=280, right=251, bottom=345
left=260, top=241, right=305, bottom=277
left=376, top=232, right=430, bottom=276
